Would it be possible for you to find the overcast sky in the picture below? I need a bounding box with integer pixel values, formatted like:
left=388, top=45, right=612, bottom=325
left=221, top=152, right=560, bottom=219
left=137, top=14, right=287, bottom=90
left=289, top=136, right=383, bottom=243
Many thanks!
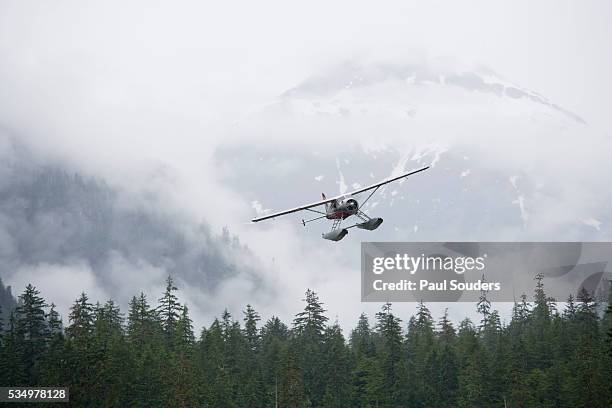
left=1, top=0, right=611, bottom=329
left=2, top=1, right=612, bottom=127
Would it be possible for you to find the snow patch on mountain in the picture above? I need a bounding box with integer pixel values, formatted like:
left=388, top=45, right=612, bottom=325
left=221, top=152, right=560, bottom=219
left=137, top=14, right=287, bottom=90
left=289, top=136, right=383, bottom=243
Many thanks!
left=581, top=217, right=602, bottom=231
left=251, top=200, right=271, bottom=217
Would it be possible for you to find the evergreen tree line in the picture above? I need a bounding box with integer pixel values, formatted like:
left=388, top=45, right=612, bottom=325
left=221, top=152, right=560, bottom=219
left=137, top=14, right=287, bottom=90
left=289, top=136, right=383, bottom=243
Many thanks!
left=0, top=275, right=611, bottom=407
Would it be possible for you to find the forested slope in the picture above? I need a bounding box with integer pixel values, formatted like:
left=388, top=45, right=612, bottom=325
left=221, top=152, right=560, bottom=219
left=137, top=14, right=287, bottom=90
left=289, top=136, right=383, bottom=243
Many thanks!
left=0, top=275, right=610, bottom=407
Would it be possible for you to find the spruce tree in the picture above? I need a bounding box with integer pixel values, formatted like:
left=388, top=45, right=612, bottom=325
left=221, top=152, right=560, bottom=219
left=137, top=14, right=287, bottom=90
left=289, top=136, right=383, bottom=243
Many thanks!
left=571, top=287, right=604, bottom=407
left=533, top=273, right=550, bottom=320
left=526, top=275, right=553, bottom=370
left=406, top=301, right=436, bottom=406
left=92, top=300, right=131, bottom=407
left=39, top=303, right=65, bottom=386
left=260, top=317, right=288, bottom=405
left=563, top=294, right=577, bottom=319
left=94, top=299, right=124, bottom=351
left=0, top=303, right=3, bottom=379
left=278, top=346, right=306, bottom=408
left=157, top=275, right=182, bottom=346
left=576, top=287, right=598, bottom=334
left=604, top=285, right=612, bottom=356
left=293, top=288, right=329, bottom=338
left=261, top=316, right=288, bottom=340
left=127, top=293, right=161, bottom=348
left=436, top=308, right=459, bottom=407
left=374, top=303, right=407, bottom=407
left=175, top=304, right=195, bottom=349
left=169, top=305, right=198, bottom=407
left=437, top=308, right=457, bottom=345
left=321, top=322, right=351, bottom=407
left=199, top=318, right=232, bottom=407
left=65, top=292, right=96, bottom=406
left=242, top=305, right=265, bottom=407
left=15, top=284, right=48, bottom=382
left=476, top=277, right=491, bottom=330
left=350, top=312, right=375, bottom=359
left=66, top=292, right=95, bottom=342
left=0, top=311, right=26, bottom=386
left=457, top=340, right=490, bottom=407
left=243, top=304, right=261, bottom=352
left=293, top=289, right=329, bottom=406
left=350, top=352, right=380, bottom=408
left=517, top=293, right=531, bottom=322
left=47, top=303, right=62, bottom=334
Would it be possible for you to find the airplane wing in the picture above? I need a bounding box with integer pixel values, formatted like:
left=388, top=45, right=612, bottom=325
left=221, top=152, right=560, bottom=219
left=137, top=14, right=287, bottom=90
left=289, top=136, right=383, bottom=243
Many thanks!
left=346, top=166, right=430, bottom=196
left=251, top=165, right=430, bottom=222
left=251, top=196, right=337, bottom=222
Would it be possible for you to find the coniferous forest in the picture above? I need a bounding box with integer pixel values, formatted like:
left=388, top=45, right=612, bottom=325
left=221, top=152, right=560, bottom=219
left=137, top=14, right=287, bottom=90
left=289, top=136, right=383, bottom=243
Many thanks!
left=0, top=275, right=611, bottom=407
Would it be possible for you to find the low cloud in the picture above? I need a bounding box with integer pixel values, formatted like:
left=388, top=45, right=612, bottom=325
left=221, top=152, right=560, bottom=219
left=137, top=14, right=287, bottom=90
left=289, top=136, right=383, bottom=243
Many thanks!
left=1, top=1, right=611, bottom=330
left=9, top=261, right=109, bottom=321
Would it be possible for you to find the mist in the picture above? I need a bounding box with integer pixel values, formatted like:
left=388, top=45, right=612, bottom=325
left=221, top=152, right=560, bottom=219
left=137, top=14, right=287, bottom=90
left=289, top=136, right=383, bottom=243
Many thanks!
left=1, top=0, right=611, bottom=330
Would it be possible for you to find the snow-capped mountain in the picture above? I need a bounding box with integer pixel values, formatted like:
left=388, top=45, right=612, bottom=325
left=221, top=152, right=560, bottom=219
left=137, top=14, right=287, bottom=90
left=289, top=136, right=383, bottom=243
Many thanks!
left=219, top=57, right=611, bottom=243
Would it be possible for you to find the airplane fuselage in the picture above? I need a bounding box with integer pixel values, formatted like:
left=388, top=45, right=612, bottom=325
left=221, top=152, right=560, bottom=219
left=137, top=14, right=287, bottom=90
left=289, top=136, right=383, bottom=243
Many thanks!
left=326, top=198, right=359, bottom=220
